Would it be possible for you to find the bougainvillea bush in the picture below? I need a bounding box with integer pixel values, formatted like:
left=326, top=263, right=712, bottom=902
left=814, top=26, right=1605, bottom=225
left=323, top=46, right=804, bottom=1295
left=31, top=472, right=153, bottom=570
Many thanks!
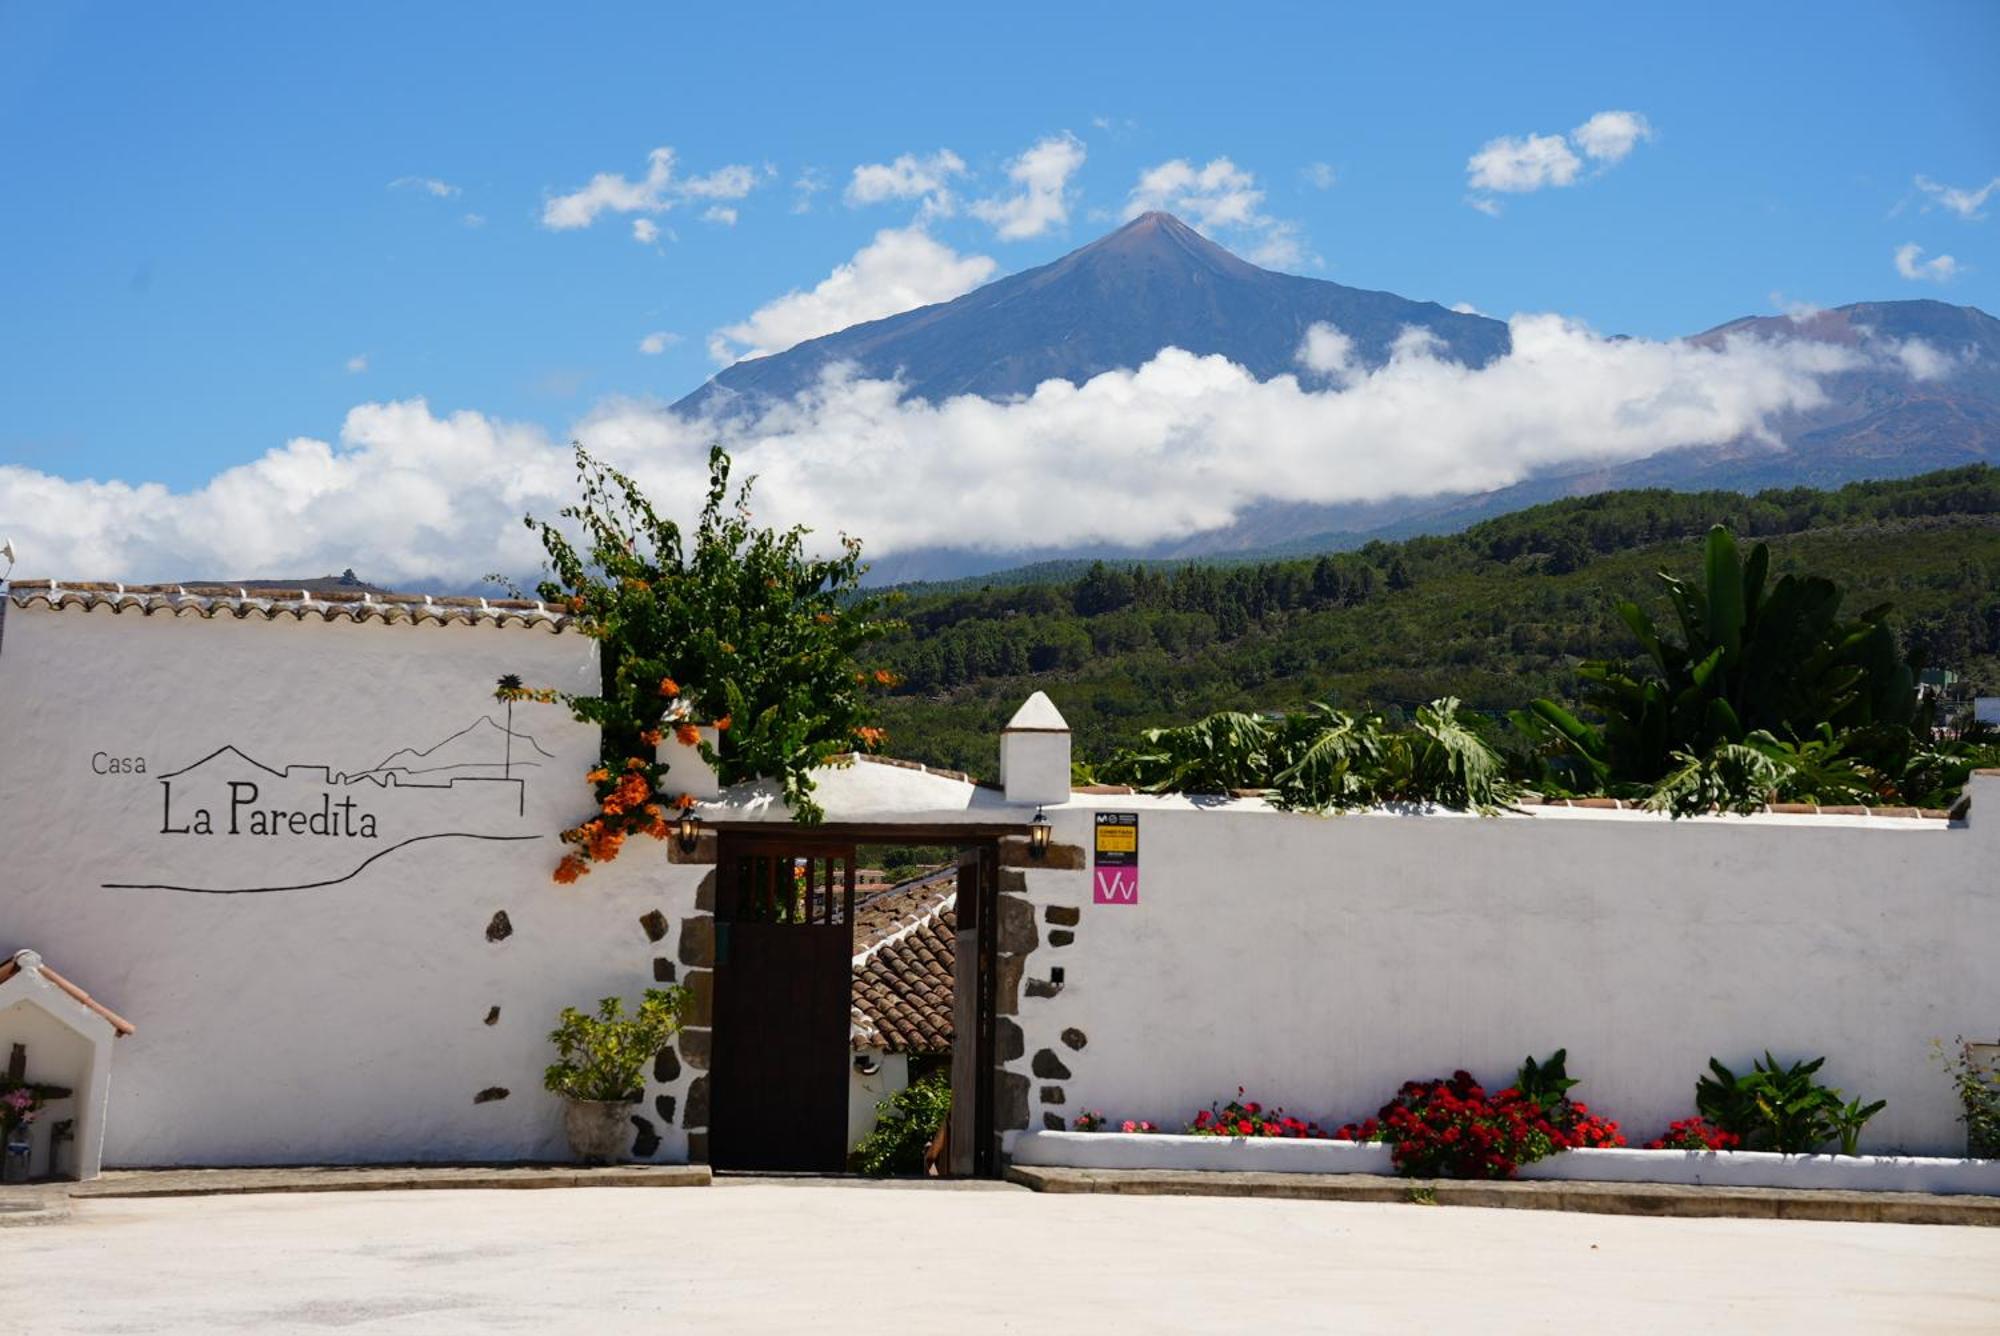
left=511, top=445, right=902, bottom=879
left=1188, top=1089, right=1329, bottom=1139
left=1334, top=1053, right=1624, bottom=1179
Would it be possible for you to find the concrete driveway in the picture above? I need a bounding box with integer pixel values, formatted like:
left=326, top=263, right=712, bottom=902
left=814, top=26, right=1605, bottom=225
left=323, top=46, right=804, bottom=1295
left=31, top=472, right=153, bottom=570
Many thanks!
left=11, top=1181, right=1999, bottom=1334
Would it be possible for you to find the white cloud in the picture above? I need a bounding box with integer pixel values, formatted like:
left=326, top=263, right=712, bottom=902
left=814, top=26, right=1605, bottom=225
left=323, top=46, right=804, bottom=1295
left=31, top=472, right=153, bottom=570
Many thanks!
left=1301, top=162, right=1338, bottom=190
left=707, top=225, right=997, bottom=364
left=632, top=218, right=660, bottom=245
left=637, top=331, right=682, bottom=356
left=1467, top=133, right=1582, bottom=193
left=1894, top=242, right=1959, bottom=283
left=1890, top=337, right=1961, bottom=382
left=1571, top=111, right=1653, bottom=164
left=1128, top=157, right=1262, bottom=228
left=679, top=164, right=759, bottom=200
left=16, top=315, right=1924, bottom=585
left=1914, top=174, right=1999, bottom=221
left=541, top=147, right=758, bottom=230
left=1124, top=156, right=1312, bottom=268
left=1295, top=323, right=1358, bottom=385
left=1769, top=291, right=1822, bottom=321
left=389, top=176, right=460, bottom=198
left=1465, top=110, right=1652, bottom=212
left=791, top=168, right=827, bottom=214
left=462, top=212, right=487, bottom=228
left=701, top=206, right=738, bottom=227
left=845, top=150, right=967, bottom=211
left=971, top=133, right=1086, bottom=239
left=345, top=354, right=368, bottom=374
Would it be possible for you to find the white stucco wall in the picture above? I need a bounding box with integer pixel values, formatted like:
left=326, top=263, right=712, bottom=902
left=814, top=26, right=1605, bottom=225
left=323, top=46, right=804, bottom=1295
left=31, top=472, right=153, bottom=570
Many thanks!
left=846, top=1050, right=910, bottom=1151
left=4, top=596, right=1995, bottom=1170
left=1003, top=790, right=1999, bottom=1159
left=0, top=602, right=706, bottom=1166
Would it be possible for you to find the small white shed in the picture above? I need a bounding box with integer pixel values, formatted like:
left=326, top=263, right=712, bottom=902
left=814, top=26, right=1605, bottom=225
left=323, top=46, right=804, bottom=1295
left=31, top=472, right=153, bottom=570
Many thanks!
left=0, top=950, right=134, bottom=1182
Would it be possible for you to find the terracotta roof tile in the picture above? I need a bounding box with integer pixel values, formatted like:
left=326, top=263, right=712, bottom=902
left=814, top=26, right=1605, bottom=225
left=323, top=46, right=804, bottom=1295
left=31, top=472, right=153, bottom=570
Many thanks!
left=0, top=953, right=136, bottom=1036
left=6, top=581, right=572, bottom=633
left=850, top=884, right=956, bottom=1055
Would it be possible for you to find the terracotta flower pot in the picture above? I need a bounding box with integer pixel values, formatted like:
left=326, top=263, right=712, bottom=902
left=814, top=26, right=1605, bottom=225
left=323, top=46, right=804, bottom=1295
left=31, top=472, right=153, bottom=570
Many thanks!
left=563, top=1099, right=633, bottom=1164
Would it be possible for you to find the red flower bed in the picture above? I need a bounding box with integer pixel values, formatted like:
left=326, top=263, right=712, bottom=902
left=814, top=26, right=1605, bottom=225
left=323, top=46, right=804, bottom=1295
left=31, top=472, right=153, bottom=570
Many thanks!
left=1188, top=1088, right=1329, bottom=1139
left=1334, top=1068, right=1625, bottom=1179
left=1644, top=1116, right=1741, bottom=1151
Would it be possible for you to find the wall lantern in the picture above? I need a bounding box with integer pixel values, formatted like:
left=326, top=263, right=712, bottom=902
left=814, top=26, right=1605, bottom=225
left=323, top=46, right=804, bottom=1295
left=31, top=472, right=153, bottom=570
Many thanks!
left=1028, top=807, right=1051, bottom=860
left=676, top=807, right=703, bottom=855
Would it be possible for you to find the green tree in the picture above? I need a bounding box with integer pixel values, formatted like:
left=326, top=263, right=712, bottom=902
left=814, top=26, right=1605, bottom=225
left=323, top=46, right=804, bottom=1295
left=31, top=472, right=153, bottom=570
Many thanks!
left=521, top=445, right=898, bottom=873
left=1528, top=525, right=1924, bottom=789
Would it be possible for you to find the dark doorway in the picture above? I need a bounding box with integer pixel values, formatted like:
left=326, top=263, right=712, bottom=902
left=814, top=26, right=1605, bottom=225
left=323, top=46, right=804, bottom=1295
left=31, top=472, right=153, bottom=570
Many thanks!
left=709, top=826, right=1007, bottom=1176
left=709, top=838, right=858, bottom=1172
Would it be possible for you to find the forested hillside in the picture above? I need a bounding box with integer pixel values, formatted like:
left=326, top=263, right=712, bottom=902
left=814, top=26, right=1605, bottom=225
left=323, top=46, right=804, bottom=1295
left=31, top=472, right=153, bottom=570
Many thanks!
left=872, top=467, right=2000, bottom=776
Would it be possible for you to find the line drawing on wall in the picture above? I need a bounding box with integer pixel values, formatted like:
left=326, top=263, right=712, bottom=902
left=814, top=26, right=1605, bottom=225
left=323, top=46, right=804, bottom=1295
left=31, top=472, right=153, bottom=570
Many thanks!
left=101, top=715, right=555, bottom=894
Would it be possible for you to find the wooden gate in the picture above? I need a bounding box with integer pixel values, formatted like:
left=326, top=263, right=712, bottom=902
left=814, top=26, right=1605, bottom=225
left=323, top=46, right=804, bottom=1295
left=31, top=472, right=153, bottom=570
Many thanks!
left=710, top=838, right=857, bottom=1172
left=948, top=843, right=1000, bottom=1177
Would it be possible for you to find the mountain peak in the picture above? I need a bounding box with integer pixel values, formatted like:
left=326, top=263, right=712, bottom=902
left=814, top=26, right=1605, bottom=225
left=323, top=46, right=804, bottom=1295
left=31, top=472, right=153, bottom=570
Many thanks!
left=673, top=213, right=1510, bottom=416
left=1083, top=210, right=1252, bottom=273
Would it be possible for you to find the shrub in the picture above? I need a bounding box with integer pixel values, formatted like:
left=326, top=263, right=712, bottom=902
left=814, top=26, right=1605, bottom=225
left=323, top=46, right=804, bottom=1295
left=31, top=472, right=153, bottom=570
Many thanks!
left=514, top=444, right=902, bottom=878
left=1932, top=1037, right=2000, bottom=1158
left=1644, top=1116, right=1741, bottom=1151
left=1337, top=1052, right=1623, bottom=1179
left=1694, top=1053, right=1884, bottom=1155
left=1188, top=1088, right=1328, bottom=1139
left=852, top=1070, right=951, bottom=1177
left=543, top=988, right=689, bottom=1103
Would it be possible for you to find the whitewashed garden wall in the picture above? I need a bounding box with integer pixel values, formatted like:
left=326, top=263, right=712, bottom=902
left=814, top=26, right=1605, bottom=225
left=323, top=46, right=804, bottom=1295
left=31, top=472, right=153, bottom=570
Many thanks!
left=2, top=588, right=1996, bottom=1171
left=997, top=792, right=2000, bottom=1159
left=0, top=593, right=710, bottom=1167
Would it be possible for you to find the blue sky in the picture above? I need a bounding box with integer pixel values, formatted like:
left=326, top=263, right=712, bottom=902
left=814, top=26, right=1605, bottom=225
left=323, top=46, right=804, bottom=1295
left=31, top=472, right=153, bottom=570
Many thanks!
left=1, top=1, right=1996, bottom=580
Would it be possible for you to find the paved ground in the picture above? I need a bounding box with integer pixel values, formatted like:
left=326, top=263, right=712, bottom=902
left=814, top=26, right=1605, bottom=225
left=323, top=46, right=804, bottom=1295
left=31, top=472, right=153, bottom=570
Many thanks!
left=10, top=1181, right=2000, bottom=1334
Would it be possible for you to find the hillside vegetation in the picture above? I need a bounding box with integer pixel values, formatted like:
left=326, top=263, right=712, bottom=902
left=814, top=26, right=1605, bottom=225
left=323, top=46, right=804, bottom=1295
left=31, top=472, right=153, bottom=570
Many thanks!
left=872, top=467, right=2000, bottom=776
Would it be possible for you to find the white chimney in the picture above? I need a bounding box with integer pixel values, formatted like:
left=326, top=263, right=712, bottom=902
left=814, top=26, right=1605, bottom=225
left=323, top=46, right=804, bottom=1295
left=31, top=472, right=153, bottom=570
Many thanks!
left=1000, top=691, right=1071, bottom=807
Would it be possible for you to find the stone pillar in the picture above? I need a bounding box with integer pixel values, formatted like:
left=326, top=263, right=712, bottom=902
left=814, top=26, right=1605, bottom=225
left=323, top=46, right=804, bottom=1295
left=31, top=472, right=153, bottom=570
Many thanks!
left=1000, top=692, right=1070, bottom=808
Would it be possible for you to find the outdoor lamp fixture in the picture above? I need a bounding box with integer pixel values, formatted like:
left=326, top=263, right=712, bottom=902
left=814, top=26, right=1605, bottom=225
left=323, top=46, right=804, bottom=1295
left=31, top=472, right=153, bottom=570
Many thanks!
left=1028, top=807, right=1051, bottom=859
left=675, top=807, right=703, bottom=855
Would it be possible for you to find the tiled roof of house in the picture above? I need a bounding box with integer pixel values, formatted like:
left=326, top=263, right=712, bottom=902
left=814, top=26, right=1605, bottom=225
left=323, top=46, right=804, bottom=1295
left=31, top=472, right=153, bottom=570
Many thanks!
left=0, top=951, right=136, bottom=1036
left=850, top=883, right=956, bottom=1054
left=5, top=581, right=572, bottom=633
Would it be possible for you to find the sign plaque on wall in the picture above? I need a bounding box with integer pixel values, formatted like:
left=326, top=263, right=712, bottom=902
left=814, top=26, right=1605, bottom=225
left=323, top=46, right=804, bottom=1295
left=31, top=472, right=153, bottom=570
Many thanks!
left=1093, top=812, right=1139, bottom=905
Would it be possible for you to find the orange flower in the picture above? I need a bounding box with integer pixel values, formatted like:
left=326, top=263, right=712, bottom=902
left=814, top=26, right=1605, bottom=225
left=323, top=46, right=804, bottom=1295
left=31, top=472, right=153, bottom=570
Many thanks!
left=645, top=818, right=670, bottom=840
left=714, top=715, right=732, bottom=732
left=567, top=595, right=586, bottom=614
left=658, top=677, right=680, bottom=697
left=639, top=729, right=662, bottom=748
left=553, top=854, right=587, bottom=885
left=674, top=793, right=696, bottom=811
left=586, top=767, right=609, bottom=784
left=855, top=725, right=888, bottom=749
left=674, top=723, right=701, bottom=747
left=815, top=612, right=834, bottom=624
left=625, top=756, right=647, bottom=771
left=872, top=668, right=899, bottom=686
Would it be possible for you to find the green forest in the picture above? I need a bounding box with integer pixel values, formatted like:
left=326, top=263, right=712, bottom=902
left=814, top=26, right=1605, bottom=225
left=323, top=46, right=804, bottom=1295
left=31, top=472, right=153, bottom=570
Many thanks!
left=869, top=466, right=2000, bottom=777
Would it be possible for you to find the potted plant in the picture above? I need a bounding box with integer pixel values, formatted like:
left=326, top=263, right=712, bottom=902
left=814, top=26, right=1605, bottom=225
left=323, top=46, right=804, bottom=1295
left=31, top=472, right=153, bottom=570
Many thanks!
left=544, top=987, right=688, bottom=1163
